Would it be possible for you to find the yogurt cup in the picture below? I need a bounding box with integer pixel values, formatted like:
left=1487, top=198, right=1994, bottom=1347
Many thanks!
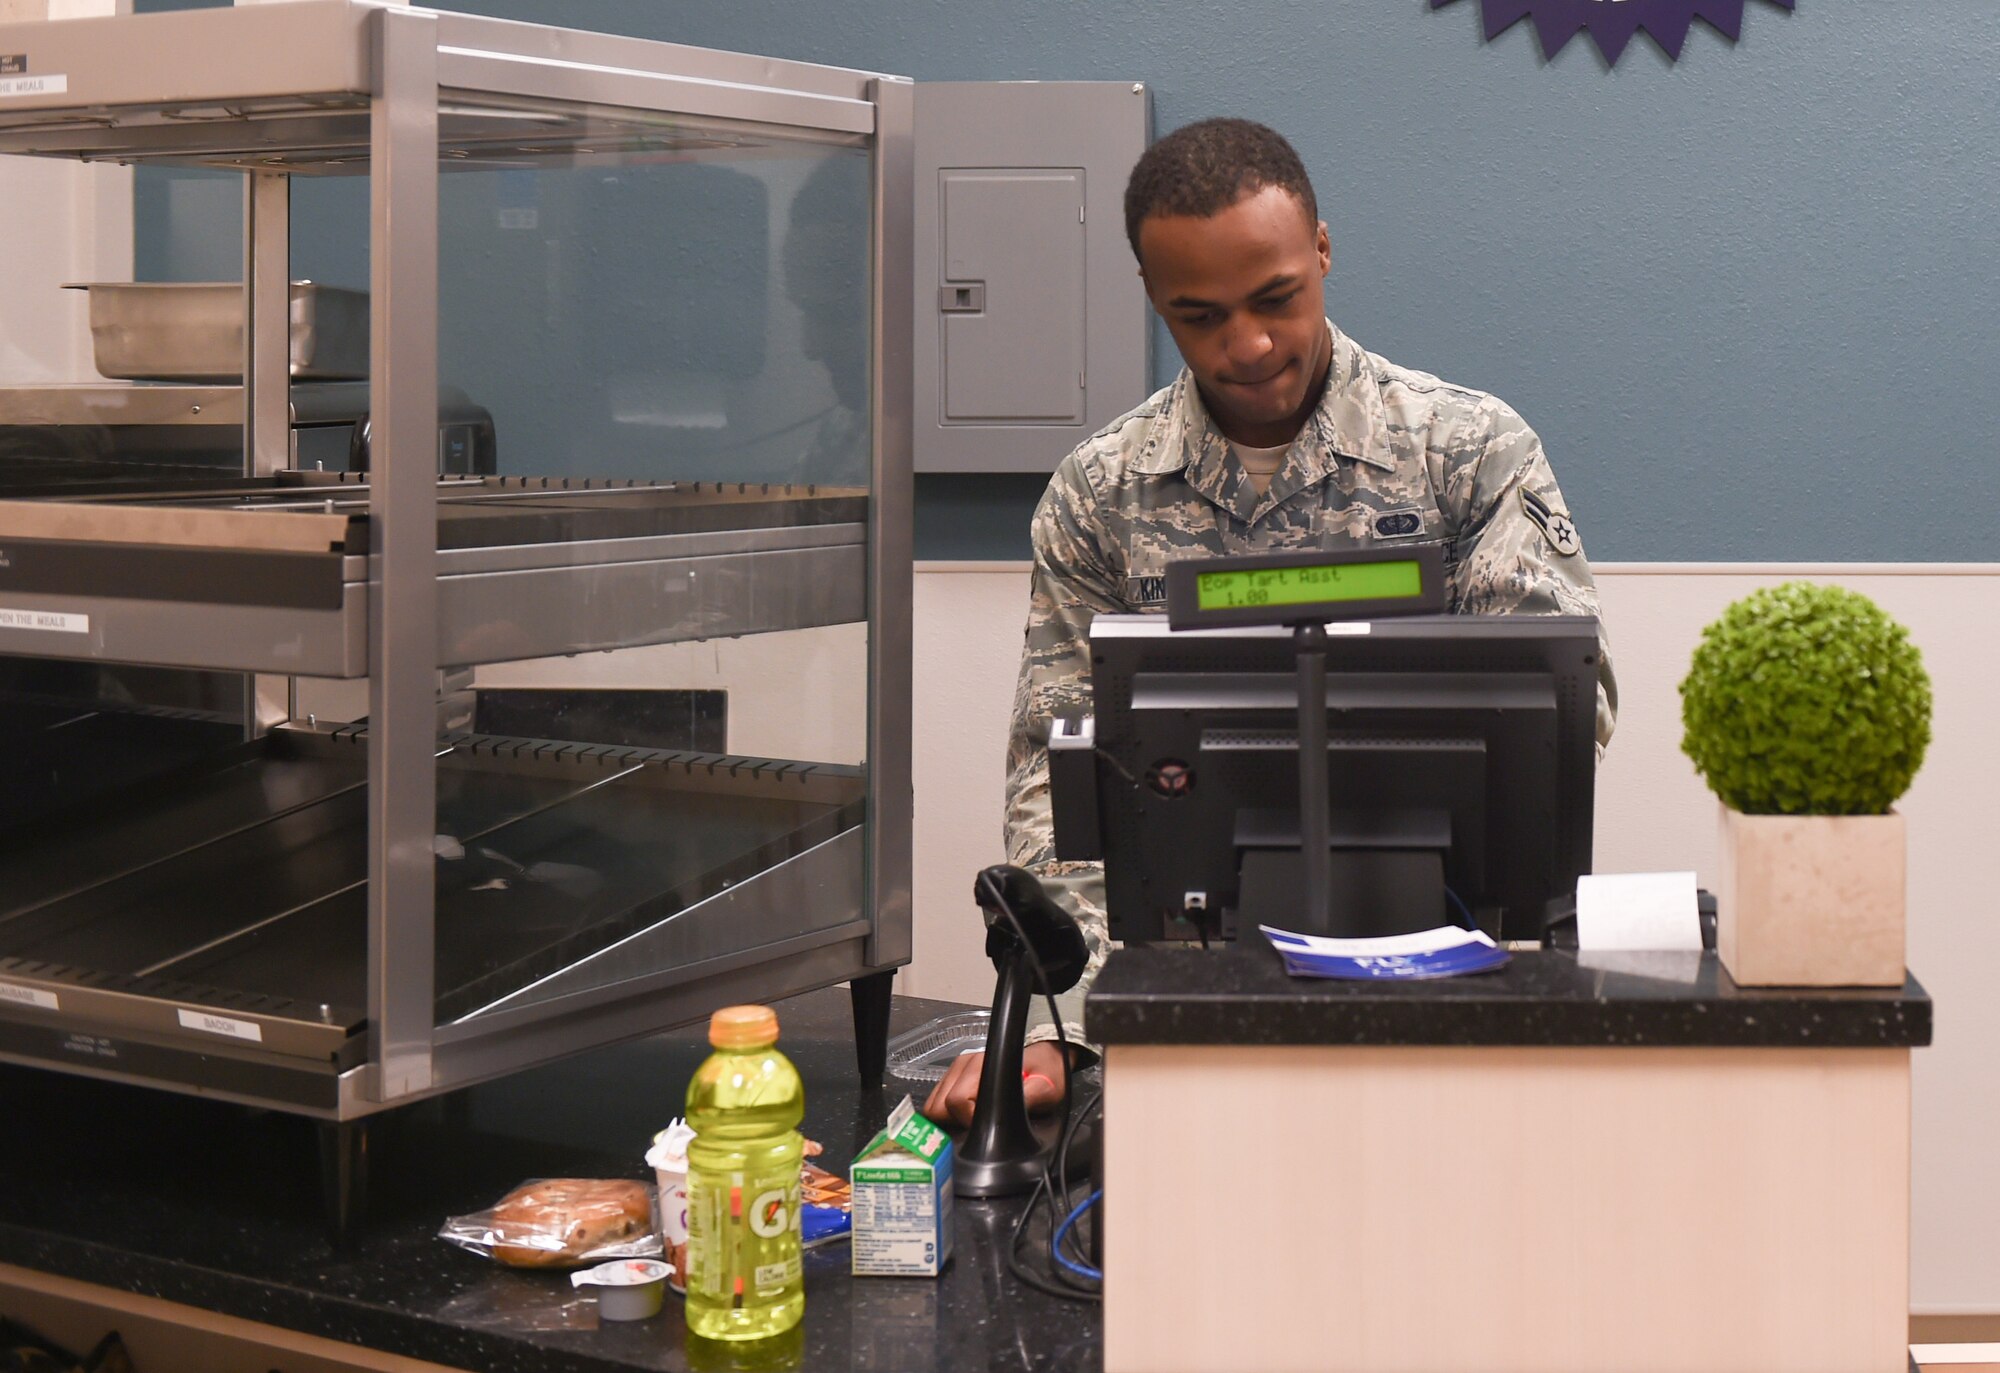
left=646, top=1120, right=695, bottom=1293
left=572, top=1258, right=672, bottom=1321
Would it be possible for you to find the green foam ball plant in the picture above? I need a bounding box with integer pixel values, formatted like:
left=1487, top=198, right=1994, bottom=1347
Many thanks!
left=1679, top=581, right=1932, bottom=816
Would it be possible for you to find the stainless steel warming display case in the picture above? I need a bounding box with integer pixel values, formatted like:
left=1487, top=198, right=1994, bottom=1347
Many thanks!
left=0, top=2, right=914, bottom=1151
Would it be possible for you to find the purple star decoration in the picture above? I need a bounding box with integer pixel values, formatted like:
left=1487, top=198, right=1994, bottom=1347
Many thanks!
left=1431, top=0, right=1795, bottom=64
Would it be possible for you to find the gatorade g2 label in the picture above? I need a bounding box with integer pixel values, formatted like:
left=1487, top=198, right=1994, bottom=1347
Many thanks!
left=745, top=1171, right=802, bottom=1296
left=749, top=1186, right=788, bottom=1237
left=688, top=1169, right=801, bottom=1300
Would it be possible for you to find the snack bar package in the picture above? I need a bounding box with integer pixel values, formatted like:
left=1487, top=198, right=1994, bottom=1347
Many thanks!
left=801, top=1161, right=853, bottom=1249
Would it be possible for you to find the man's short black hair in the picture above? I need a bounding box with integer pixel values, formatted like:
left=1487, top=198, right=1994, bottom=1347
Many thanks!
left=1123, top=117, right=1317, bottom=262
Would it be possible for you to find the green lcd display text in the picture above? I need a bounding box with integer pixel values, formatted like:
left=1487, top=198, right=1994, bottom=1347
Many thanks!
left=1194, top=558, right=1424, bottom=612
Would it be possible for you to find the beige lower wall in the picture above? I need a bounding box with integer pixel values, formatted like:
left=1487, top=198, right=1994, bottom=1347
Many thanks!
left=1104, top=1044, right=1910, bottom=1373
left=905, top=560, right=2000, bottom=1315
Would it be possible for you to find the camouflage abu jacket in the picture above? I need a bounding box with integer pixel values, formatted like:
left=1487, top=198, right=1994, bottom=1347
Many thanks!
left=1005, top=321, right=1617, bottom=1050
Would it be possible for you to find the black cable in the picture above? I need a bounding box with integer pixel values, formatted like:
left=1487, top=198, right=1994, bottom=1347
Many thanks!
left=1092, top=744, right=1141, bottom=789
left=1054, top=1086, right=1104, bottom=1275
left=1006, top=1163, right=1097, bottom=1303
left=1054, top=1085, right=1097, bottom=1252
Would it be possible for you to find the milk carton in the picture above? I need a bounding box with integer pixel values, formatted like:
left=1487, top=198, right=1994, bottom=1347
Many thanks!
left=849, top=1096, right=954, bottom=1276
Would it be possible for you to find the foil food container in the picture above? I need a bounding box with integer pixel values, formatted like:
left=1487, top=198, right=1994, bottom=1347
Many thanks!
left=67, top=281, right=369, bottom=383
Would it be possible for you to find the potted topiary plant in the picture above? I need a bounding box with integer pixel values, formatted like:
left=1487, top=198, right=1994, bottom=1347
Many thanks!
left=1678, top=581, right=1932, bottom=986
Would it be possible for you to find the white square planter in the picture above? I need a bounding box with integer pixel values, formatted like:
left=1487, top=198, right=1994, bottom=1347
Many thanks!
left=1715, top=805, right=1906, bottom=987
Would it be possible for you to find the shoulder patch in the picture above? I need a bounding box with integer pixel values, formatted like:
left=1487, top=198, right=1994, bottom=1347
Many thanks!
left=1519, top=487, right=1581, bottom=557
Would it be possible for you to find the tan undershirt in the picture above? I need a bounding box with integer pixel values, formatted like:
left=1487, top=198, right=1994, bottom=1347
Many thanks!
left=1229, top=440, right=1292, bottom=496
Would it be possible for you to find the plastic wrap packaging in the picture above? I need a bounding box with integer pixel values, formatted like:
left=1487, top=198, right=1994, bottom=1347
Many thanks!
left=439, top=1178, right=662, bottom=1269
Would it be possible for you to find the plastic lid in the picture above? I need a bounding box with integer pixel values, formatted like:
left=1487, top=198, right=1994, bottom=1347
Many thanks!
left=572, top=1258, right=672, bottom=1289
left=708, top=1004, right=779, bottom=1049
left=647, top=1119, right=695, bottom=1171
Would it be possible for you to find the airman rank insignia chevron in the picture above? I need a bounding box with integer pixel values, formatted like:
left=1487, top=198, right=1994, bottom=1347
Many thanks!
left=1519, top=487, right=1581, bottom=557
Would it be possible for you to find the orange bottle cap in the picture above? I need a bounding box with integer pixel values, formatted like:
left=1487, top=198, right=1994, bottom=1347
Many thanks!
left=708, top=1004, right=779, bottom=1049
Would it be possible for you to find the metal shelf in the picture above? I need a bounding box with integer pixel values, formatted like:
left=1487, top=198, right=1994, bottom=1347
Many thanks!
left=0, top=726, right=865, bottom=1113
left=0, top=476, right=867, bottom=674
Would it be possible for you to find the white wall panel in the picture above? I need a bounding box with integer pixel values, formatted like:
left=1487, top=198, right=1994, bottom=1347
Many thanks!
left=906, top=561, right=2000, bottom=1313
left=0, top=158, right=132, bottom=384
left=476, top=624, right=869, bottom=767
left=907, top=564, right=1027, bottom=1007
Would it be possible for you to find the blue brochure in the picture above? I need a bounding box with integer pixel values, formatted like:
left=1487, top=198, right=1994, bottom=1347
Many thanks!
left=1260, top=924, right=1511, bottom=981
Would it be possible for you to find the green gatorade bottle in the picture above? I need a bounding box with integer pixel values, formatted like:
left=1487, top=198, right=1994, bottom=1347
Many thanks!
left=684, top=1004, right=805, bottom=1341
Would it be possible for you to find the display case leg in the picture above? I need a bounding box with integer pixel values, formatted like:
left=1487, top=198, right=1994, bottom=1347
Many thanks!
left=850, top=969, right=896, bottom=1089
left=317, top=1118, right=370, bottom=1246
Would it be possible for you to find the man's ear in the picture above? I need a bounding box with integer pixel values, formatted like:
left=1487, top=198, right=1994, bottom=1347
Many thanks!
left=1315, top=221, right=1331, bottom=276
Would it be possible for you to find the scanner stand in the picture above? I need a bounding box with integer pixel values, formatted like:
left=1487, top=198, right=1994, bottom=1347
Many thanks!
left=955, top=865, right=1089, bottom=1198
left=955, top=938, right=1047, bottom=1197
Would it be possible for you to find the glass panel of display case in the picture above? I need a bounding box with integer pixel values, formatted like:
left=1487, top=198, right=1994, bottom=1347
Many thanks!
left=410, top=114, right=876, bottom=1028
left=0, top=148, right=278, bottom=998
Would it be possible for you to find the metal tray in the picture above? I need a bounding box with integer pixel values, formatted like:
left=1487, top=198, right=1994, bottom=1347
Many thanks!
left=66, top=282, right=369, bottom=383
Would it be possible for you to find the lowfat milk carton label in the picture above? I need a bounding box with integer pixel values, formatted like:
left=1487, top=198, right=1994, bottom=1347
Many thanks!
left=849, top=1095, right=954, bottom=1277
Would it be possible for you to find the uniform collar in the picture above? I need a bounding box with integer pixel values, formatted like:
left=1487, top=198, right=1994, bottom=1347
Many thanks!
left=1129, top=321, right=1399, bottom=487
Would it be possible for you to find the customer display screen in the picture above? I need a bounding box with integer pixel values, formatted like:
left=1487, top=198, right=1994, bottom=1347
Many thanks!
left=1193, top=558, right=1424, bottom=612
left=1165, top=544, right=1447, bottom=629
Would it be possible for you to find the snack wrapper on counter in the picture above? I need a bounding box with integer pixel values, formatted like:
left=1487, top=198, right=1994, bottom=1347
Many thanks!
left=801, top=1161, right=853, bottom=1249
left=439, top=1178, right=662, bottom=1269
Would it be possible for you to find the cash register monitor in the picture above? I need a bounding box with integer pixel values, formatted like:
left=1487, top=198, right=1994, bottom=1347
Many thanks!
left=1047, top=612, right=1600, bottom=943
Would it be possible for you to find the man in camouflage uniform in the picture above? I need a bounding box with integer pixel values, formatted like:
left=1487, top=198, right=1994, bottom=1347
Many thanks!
left=923, top=118, right=1615, bottom=1126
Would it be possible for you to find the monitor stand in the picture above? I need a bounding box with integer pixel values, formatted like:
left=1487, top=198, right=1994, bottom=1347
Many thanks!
left=1232, top=807, right=1451, bottom=938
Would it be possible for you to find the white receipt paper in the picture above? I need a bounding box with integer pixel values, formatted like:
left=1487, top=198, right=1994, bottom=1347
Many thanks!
left=1575, top=871, right=1702, bottom=952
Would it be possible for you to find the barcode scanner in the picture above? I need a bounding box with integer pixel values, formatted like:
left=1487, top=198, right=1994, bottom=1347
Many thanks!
left=956, top=865, right=1086, bottom=1197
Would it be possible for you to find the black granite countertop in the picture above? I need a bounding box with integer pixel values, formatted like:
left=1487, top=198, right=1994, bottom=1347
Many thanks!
left=1084, top=944, right=1932, bottom=1048
left=0, top=988, right=1100, bottom=1373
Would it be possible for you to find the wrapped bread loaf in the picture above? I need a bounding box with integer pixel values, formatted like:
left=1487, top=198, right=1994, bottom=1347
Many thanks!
left=440, top=1178, right=658, bottom=1269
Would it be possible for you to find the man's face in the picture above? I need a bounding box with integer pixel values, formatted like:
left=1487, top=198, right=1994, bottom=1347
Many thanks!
left=1136, top=185, right=1332, bottom=447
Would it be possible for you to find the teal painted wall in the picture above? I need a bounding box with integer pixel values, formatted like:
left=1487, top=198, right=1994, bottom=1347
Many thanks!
left=136, top=1, right=2000, bottom=562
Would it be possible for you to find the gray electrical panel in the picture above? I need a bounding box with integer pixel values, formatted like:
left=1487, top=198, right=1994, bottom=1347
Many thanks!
left=914, top=81, right=1152, bottom=473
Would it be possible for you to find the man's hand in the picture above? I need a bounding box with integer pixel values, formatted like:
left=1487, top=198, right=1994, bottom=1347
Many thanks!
left=921, top=1041, right=1068, bottom=1129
